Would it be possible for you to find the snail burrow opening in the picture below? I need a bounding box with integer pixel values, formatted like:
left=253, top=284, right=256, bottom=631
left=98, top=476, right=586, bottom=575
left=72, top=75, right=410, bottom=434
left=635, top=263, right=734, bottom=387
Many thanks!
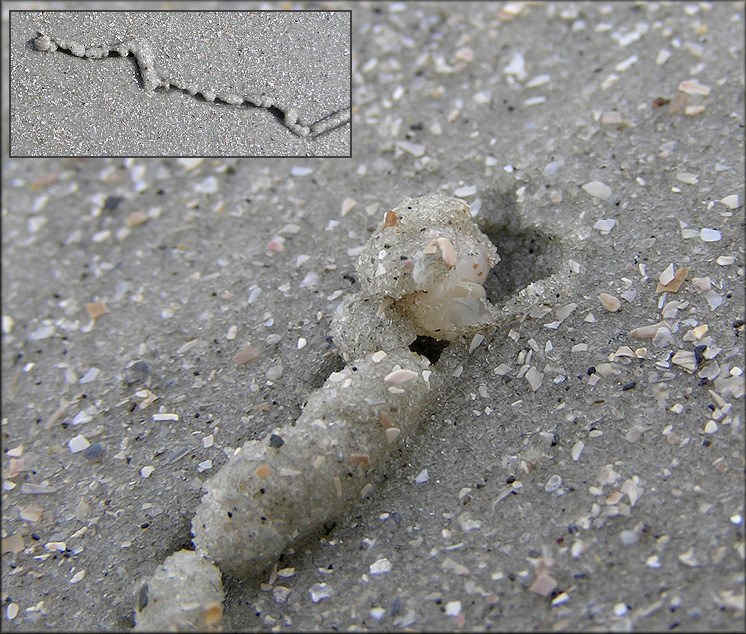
left=408, top=334, right=450, bottom=364
left=478, top=200, right=562, bottom=305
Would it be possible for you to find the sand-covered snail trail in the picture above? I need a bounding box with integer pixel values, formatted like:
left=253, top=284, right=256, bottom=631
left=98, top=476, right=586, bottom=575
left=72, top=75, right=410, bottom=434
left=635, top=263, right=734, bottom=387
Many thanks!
left=133, top=194, right=501, bottom=630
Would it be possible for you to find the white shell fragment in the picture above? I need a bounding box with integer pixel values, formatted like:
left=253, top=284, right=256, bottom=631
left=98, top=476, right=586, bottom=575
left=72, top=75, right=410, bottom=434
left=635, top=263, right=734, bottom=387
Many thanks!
left=704, top=290, right=723, bottom=310
left=675, top=172, right=699, bottom=185
left=555, top=303, right=578, bottom=323
left=699, top=228, right=722, bottom=242
left=70, top=570, right=86, bottom=584
left=369, top=558, right=392, bottom=575
left=79, top=367, right=100, bottom=384
left=504, top=52, right=527, bottom=80
left=45, top=541, right=67, bottom=552
left=530, top=573, right=558, bottom=596
left=384, top=368, right=419, bottom=384
left=678, top=79, right=711, bottom=95
left=671, top=350, right=697, bottom=373
left=436, top=237, right=459, bottom=267
left=593, top=218, right=616, bottom=234
left=415, top=469, right=430, bottom=484
left=369, top=607, right=386, bottom=621
left=583, top=181, right=612, bottom=200
left=341, top=197, right=356, bottom=216
left=309, top=583, right=334, bottom=603
left=6, top=603, right=19, bottom=620
left=691, top=276, right=712, bottom=291
left=454, top=185, right=477, bottom=197
left=395, top=140, right=426, bottom=157
left=445, top=600, right=462, bottom=616
left=658, top=264, right=675, bottom=286
left=68, top=435, right=91, bottom=454
left=153, top=413, right=179, bottom=422
left=525, top=367, right=544, bottom=391
left=629, top=321, right=672, bottom=339
left=572, top=441, right=585, bottom=461
left=720, top=194, right=739, bottom=209
left=469, top=334, right=485, bottom=354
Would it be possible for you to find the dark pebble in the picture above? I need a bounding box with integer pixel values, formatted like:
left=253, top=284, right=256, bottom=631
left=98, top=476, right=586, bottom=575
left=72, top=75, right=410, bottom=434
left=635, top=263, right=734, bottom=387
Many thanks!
left=137, top=583, right=149, bottom=611
left=166, top=447, right=190, bottom=464
left=390, top=597, right=402, bottom=617
left=125, top=360, right=151, bottom=385
left=103, top=196, right=124, bottom=212
left=269, top=434, right=284, bottom=448
left=84, top=443, right=105, bottom=461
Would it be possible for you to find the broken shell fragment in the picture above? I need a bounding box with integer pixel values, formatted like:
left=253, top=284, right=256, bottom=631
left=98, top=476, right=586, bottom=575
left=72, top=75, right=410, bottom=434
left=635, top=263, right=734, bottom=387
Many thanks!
left=233, top=345, right=261, bottom=365
left=384, top=368, right=419, bottom=384
left=436, top=237, right=458, bottom=267
left=423, top=240, right=439, bottom=255
left=384, top=210, right=398, bottom=227
left=656, top=267, right=689, bottom=293
left=630, top=321, right=672, bottom=339
left=599, top=293, right=621, bottom=312
left=658, top=264, right=675, bottom=286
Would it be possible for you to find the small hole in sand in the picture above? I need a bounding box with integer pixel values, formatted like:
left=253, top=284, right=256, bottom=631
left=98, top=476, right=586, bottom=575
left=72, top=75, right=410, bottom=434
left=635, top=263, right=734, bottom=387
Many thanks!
left=409, top=335, right=450, bottom=363
left=478, top=190, right=561, bottom=304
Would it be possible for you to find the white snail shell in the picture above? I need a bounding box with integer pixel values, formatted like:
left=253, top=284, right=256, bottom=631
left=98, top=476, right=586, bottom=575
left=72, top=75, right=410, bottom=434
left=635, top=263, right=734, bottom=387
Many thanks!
left=356, top=193, right=500, bottom=343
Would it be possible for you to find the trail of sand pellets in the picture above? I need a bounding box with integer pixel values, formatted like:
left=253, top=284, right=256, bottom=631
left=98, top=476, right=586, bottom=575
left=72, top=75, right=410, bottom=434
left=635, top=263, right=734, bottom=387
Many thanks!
left=133, top=194, right=501, bottom=630
left=32, top=32, right=351, bottom=139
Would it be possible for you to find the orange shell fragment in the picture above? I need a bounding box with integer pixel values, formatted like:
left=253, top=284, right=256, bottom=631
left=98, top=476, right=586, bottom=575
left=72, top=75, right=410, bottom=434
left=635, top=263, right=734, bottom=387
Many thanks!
left=656, top=267, right=689, bottom=293
left=349, top=453, right=370, bottom=467
left=86, top=301, right=109, bottom=320
left=384, top=210, right=398, bottom=227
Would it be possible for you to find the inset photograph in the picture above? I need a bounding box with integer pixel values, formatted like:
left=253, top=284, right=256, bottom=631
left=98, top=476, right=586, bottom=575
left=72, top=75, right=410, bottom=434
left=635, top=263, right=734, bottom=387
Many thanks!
left=9, top=10, right=351, bottom=157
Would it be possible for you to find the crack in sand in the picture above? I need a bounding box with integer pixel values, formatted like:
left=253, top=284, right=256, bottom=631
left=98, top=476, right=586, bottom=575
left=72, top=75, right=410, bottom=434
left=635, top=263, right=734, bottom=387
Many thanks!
left=32, top=32, right=350, bottom=139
